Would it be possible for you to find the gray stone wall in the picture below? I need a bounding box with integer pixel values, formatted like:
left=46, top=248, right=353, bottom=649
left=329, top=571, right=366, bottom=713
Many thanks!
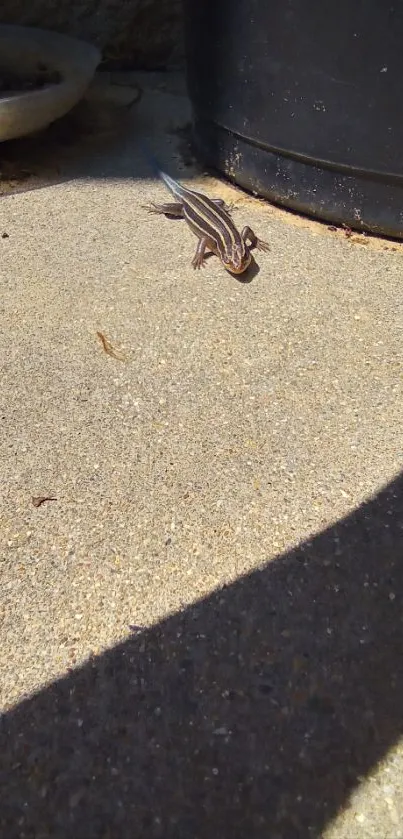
left=0, top=0, right=184, bottom=68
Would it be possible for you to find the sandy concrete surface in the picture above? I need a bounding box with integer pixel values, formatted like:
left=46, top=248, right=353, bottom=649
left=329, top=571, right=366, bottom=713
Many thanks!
left=1, top=74, right=403, bottom=838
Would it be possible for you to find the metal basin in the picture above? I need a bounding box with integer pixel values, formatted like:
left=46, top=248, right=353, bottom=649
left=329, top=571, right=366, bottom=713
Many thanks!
left=0, top=25, right=100, bottom=142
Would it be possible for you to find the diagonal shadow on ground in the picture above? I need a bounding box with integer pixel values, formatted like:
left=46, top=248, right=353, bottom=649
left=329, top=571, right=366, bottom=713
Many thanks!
left=1, top=471, right=402, bottom=838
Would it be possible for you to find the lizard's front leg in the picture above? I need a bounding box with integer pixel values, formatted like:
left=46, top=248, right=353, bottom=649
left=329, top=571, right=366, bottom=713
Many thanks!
left=211, top=198, right=235, bottom=214
left=191, top=236, right=213, bottom=269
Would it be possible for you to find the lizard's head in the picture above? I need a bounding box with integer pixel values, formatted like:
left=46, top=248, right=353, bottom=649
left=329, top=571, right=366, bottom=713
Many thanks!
left=222, top=242, right=252, bottom=275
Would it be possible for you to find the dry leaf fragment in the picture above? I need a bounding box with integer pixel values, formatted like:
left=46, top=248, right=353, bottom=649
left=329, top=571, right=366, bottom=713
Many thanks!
left=96, top=331, right=127, bottom=361
left=32, top=496, right=57, bottom=508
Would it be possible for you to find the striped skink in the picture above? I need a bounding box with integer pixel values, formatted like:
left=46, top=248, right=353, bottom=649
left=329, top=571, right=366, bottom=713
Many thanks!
left=143, top=153, right=270, bottom=275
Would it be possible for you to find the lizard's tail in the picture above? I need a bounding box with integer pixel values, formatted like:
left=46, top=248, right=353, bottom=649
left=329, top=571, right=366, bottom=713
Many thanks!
left=137, top=139, right=183, bottom=199
left=138, top=139, right=162, bottom=178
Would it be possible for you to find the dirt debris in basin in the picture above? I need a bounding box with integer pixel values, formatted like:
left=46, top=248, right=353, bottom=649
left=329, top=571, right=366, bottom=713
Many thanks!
left=0, top=64, right=62, bottom=94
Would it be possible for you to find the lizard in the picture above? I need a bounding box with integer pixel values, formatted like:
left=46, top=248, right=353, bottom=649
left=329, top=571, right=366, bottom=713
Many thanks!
left=143, top=151, right=270, bottom=275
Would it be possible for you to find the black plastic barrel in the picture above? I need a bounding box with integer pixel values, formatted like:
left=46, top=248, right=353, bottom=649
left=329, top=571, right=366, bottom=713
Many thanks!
left=184, top=0, right=403, bottom=237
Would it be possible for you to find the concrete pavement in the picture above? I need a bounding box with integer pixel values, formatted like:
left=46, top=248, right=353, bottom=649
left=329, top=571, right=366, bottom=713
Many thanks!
left=1, top=73, right=403, bottom=837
